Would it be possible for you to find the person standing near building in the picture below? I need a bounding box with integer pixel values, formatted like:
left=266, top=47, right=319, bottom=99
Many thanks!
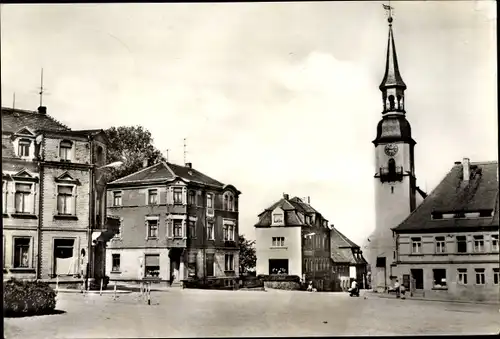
left=394, top=279, right=401, bottom=298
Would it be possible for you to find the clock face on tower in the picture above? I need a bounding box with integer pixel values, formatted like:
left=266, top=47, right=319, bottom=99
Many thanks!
left=384, top=143, right=398, bottom=156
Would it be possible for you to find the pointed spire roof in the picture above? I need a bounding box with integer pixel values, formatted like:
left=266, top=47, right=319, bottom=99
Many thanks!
left=379, top=17, right=406, bottom=90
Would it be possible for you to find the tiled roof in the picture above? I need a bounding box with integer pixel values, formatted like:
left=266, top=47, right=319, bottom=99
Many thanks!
left=2, top=136, right=16, bottom=157
left=110, top=162, right=174, bottom=184
left=109, top=161, right=228, bottom=188
left=289, top=197, right=316, bottom=213
left=394, top=161, right=499, bottom=232
left=1, top=107, right=70, bottom=134
left=331, top=228, right=360, bottom=249
left=167, top=162, right=223, bottom=187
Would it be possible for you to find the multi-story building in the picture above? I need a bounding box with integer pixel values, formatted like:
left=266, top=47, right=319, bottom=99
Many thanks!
left=2, top=106, right=117, bottom=287
left=330, top=228, right=368, bottom=291
left=254, top=194, right=333, bottom=291
left=392, top=159, right=499, bottom=302
left=105, top=161, right=241, bottom=287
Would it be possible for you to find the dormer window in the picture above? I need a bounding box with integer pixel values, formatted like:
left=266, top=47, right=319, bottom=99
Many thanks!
left=59, top=140, right=73, bottom=161
left=18, top=139, right=31, bottom=158
left=228, top=195, right=234, bottom=211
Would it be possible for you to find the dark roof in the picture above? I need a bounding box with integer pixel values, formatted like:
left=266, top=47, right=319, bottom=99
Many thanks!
left=289, top=197, right=317, bottom=214
left=394, top=161, right=499, bottom=232
left=110, top=162, right=175, bottom=184
left=2, top=136, right=16, bottom=157
left=109, top=162, right=229, bottom=189
left=373, top=115, right=415, bottom=145
left=1, top=107, right=70, bottom=134
left=330, top=228, right=367, bottom=265
left=167, top=162, right=223, bottom=187
left=379, top=23, right=406, bottom=90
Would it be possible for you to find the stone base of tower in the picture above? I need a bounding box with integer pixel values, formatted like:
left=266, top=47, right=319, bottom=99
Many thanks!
left=364, top=232, right=398, bottom=293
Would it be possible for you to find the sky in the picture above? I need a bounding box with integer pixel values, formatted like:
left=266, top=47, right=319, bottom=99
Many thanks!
left=1, top=2, right=497, bottom=247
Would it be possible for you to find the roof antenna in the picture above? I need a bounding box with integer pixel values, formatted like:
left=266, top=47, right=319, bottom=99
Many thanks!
left=12, top=92, right=16, bottom=110
left=165, top=149, right=170, bottom=162
left=183, top=138, right=187, bottom=165
left=39, top=68, right=45, bottom=107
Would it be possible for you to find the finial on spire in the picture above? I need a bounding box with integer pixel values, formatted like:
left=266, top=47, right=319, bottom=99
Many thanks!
left=383, top=4, right=394, bottom=25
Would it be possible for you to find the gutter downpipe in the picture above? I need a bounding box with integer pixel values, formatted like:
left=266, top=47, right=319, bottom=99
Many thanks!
left=87, top=135, right=94, bottom=288
left=36, top=135, right=44, bottom=280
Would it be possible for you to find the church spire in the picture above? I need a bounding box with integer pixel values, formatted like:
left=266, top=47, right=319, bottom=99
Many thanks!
left=379, top=13, right=406, bottom=114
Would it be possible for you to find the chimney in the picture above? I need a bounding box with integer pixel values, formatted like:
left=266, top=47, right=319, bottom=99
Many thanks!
left=462, top=157, right=470, bottom=181
left=185, top=162, right=192, bottom=168
left=283, top=193, right=289, bottom=200
left=454, top=161, right=461, bottom=165
left=307, top=196, right=310, bottom=204
left=37, top=106, right=47, bottom=114
left=143, top=159, right=148, bottom=168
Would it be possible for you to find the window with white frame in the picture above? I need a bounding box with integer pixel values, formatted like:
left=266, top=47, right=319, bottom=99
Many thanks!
left=57, top=185, right=74, bottom=215
left=225, top=253, right=234, bottom=271
left=173, top=188, right=182, bottom=205
left=207, top=221, right=214, bottom=240
left=13, top=237, right=30, bottom=268
left=18, top=139, right=31, bottom=157
left=113, top=191, right=122, bottom=206
left=188, top=190, right=195, bottom=205
left=435, top=236, right=446, bottom=253
left=272, top=237, right=285, bottom=247
left=59, top=140, right=73, bottom=161
left=223, top=221, right=235, bottom=241
left=112, top=254, right=121, bottom=272
left=15, top=183, right=32, bottom=213
left=411, top=237, right=422, bottom=254
left=3, top=181, right=7, bottom=213
left=173, top=219, right=182, bottom=238
left=491, top=234, right=499, bottom=252
left=148, top=189, right=158, bottom=205
left=189, top=220, right=196, bottom=239
left=457, top=268, right=467, bottom=285
left=223, top=194, right=228, bottom=210
left=273, top=213, right=283, bottom=224
left=473, top=235, right=484, bottom=252
left=493, top=268, right=499, bottom=285
left=207, top=193, right=213, bottom=209
left=147, top=219, right=159, bottom=239
left=475, top=268, right=485, bottom=285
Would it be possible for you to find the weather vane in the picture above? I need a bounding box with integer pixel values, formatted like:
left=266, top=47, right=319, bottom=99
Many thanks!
left=382, top=3, right=394, bottom=23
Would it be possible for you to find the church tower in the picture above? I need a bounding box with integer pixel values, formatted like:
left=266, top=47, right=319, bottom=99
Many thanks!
left=368, top=14, right=417, bottom=292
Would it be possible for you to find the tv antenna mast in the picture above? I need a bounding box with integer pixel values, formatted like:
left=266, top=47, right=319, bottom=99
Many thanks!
left=183, top=138, right=187, bottom=165
left=39, top=68, right=45, bottom=107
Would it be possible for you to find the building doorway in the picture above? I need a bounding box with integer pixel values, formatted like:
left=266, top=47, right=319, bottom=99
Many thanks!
left=410, top=268, right=424, bottom=289
left=169, top=248, right=183, bottom=282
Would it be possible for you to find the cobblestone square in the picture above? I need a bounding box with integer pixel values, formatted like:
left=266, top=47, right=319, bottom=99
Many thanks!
left=4, top=289, right=499, bottom=338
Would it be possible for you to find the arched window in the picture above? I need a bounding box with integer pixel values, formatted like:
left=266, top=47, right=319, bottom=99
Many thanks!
left=60, top=140, right=73, bottom=161
left=388, top=158, right=396, bottom=175
left=228, top=195, right=234, bottom=211
left=397, top=95, right=402, bottom=110
left=388, top=95, right=395, bottom=110
left=223, top=194, right=228, bottom=210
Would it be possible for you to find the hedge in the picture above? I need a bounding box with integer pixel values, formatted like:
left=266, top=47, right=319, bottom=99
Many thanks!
left=263, top=281, right=301, bottom=290
left=4, top=279, right=57, bottom=317
left=257, top=274, right=301, bottom=283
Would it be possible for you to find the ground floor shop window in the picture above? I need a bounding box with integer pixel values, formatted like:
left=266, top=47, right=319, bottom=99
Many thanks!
left=475, top=268, right=485, bottom=285
left=457, top=268, right=467, bottom=285
left=145, top=254, right=160, bottom=277
left=410, top=268, right=424, bottom=289
left=188, top=252, right=197, bottom=277
left=54, top=239, right=76, bottom=276
left=112, top=254, right=121, bottom=272
left=225, top=253, right=234, bottom=271
left=206, top=253, right=214, bottom=277
left=432, top=269, right=447, bottom=288
left=269, top=259, right=288, bottom=275
left=13, top=237, right=30, bottom=268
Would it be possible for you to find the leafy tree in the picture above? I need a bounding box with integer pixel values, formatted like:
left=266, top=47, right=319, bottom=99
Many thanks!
left=102, top=126, right=166, bottom=183
left=239, top=234, right=256, bottom=274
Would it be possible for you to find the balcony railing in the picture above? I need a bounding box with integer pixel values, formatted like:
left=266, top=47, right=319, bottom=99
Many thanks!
left=379, top=166, right=404, bottom=182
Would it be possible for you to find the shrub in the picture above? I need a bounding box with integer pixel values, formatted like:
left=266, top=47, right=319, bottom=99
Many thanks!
left=257, top=274, right=301, bottom=283
left=4, top=279, right=57, bottom=317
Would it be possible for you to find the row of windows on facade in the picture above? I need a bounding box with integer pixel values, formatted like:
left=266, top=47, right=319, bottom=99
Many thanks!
left=113, top=189, right=237, bottom=211
left=17, top=138, right=72, bottom=161
left=272, top=213, right=329, bottom=227
left=110, top=253, right=235, bottom=276
left=409, top=235, right=499, bottom=254
left=4, top=237, right=78, bottom=274
left=270, top=235, right=329, bottom=250
left=3, top=181, right=77, bottom=216
left=426, top=268, right=499, bottom=288
left=122, top=218, right=236, bottom=241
